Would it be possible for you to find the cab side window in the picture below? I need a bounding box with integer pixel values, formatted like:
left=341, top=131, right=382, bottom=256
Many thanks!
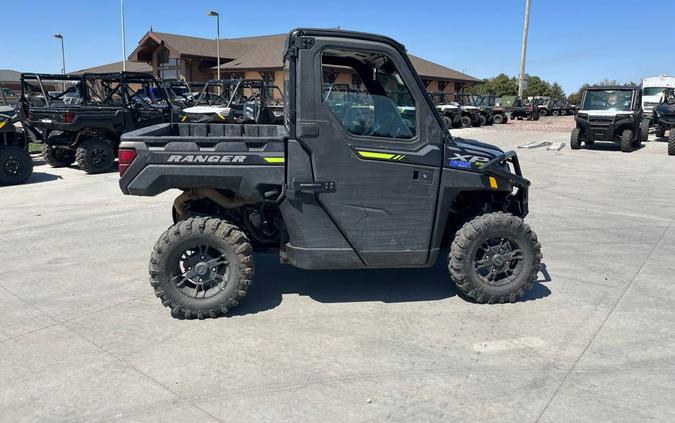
left=321, top=48, right=417, bottom=140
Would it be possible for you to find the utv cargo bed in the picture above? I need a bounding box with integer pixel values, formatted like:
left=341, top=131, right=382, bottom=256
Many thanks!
left=119, top=122, right=287, bottom=198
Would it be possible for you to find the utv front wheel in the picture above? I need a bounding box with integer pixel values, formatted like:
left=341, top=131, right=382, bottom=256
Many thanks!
left=570, top=128, right=583, bottom=149
left=42, top=144, right=75, bottom=167
left=493, top=114, right=504, bottom=125
left=620, top=129, right=634, bottom=152
left=539, top=110, right=548, bottom=117
left=449, top=212, right=541, bottom=303
left=0, top=146, right=33, bottom=185
left=442, top=116, right=453, bottom=129
left=460, top=116, right=472, bottom=128
left=668, top=131, right=675, bottom=156
left=149, top=217, right=254, bottom=319
left=76, top=137, right=115, bottom=174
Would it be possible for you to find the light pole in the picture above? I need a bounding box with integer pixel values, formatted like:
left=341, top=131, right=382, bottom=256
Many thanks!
left=54, top=34, right=66, bottom=90
left=518, top=0, right=532, bottom=98
left=120, top=0, right=127, bottom=71
left=208, top=11, right=221, bottom=81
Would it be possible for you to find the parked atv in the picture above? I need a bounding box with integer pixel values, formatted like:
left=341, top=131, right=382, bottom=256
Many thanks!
left=653, top=88, right=675, bottom=155
left=428, top=91, right=464, bottom=128
left=0, top=88, right=32, bottom=185
left=22, top=72, right=178, bottom=174
left=453, top=93, right=486, bottom=127
left=118, top=28, right=543, bottom=318
left=475, top=94, right=509, bottom=124
left=570, top=85, right=646, bottom=152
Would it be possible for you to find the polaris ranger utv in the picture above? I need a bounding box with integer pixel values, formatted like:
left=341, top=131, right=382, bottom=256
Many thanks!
left=22, top=72, right=178, bottom=174
left=453, top=93, right=485, bottom=127
left=475, top=94, right=509, bottom=124
left=118, top=28, right=542, bottom=318
left=509, top=98, right=540, bottom=121
left=653, top=88, right=675, bottom=155
left=571, top=85, right=647, bottom=152
left=0, top=86, right=32, bottom=185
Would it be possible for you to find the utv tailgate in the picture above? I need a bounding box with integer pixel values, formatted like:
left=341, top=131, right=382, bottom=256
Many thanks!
left=119, top=123, right=287, bottom=201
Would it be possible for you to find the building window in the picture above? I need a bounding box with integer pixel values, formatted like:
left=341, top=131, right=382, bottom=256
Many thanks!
left=157, top=48, right=181, bottom=79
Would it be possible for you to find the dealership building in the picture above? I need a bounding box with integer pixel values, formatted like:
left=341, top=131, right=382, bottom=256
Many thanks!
left=73, top=31, right=479, bottom=95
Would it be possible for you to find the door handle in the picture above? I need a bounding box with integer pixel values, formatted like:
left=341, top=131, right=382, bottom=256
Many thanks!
left=412, top=168, right=433, bottom=184
left=293, top=179, right=336, bottom=193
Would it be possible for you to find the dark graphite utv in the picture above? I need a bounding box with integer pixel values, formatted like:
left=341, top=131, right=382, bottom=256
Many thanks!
left=653, top=88, right=675, bottom=155
left=571, top=85, right=647, bottom=152
left=0, top=88, right=32, bottom=185
left=119, top=28, right=543, bottom=318
left=22, top=72, right=178, bottom=174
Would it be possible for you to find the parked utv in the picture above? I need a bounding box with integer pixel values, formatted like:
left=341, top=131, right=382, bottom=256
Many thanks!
left=571, top=85, right=647, bottom=152
left=183, top=79, right=284, bottom=124
left=427, top=91, right=464, bottom=128
left=22, top=72, right=177, bottom=174
left=653, top=88, right=675, bottom=155
left=508, top=98, right=540, bottom=121
left=1, top=88, right=32, bottom=185
left=118, top=28, right=542, bottom=318
left=453, top=93, right=485, bottom=127
left=475, top=94, right=508, bottom=124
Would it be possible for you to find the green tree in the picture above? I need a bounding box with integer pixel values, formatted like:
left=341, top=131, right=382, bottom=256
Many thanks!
left=523, top=76, right=552, bottom=97
left=469, top=73, right=518, bottom=97
left=550, top=82, right=565, bottom=99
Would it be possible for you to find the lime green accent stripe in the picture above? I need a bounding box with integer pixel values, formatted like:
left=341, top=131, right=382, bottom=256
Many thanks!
left=263, top=157, right=285, bottom=164
left=358, top=150, right=396, bottom=160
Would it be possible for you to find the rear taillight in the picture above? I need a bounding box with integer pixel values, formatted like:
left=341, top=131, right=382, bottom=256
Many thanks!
left=63, top=111, right=74, bottom=123
left=118, top=148, right=137, bottom=177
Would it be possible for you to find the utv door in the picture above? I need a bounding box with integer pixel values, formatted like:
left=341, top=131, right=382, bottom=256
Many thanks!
left=290, top=36, right=444, bottom=267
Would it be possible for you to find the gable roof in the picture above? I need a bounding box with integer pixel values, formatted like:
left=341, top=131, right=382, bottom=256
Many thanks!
left=0, top=69, right=22, bottom=82
left=129, top=31, right=480, bottom=83
left=72, top=61, right=152, bottom=75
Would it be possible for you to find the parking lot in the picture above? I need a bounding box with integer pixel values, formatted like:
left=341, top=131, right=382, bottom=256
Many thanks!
left=1, top=118, right=674, bottom=422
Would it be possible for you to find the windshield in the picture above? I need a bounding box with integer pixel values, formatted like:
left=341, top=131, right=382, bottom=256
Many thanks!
left=582, top=90, right=633, bottom=111
left=643, top=87, right=668, bottom=96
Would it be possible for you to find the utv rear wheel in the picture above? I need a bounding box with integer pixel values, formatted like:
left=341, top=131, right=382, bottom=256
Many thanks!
left=620, top=129, right=634, bottom=152
left=493, top=114, right=505, bottom=125
left=532, top=113, right=540, bottom=121
left=668, top=132, right=675, bottom=156
left=551, top=110, right=560, bottom=117
left=442, top=116, right=453, bottom=129
left=448, top=212, right=541, bottom=304
left=539, top=110, right=548, bottom=117
left=76, top=137, right=115, bottom=174
left=149, top=217, right=254, bottom=319
left=461, top=116, right=472, bottom=128
left=0, top=146, right=33, bottom=185
left=41, top=144, right=75, bottom=167
left=570, top=128, right=583, bottom=149
left=473, top=116, right=486, bottom=127
left=639, top=120, right=650, bottom=142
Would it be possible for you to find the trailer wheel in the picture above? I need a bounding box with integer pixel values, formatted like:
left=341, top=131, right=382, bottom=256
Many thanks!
left=551, top=110, right=560, bottom=117
left=76, top=136, right=115, bottom=174
left=448, top=212, right=541, bottom=304
left=41, top=144, right=75, bottom=168
left=639, top=120, right=650, bottom=142
left=460, top=116, right=472, bottom=128
left=668, top=131, right=675, bottom=156
left=570, top=128, right=583, bottom=149
left=655, top=127, right=666, bottom=138
left=149, top=217, right=254, bottom=319
left=0, top=146, right=33, bottom=185
left=493, top=114, right=504, bottom=125
left=620, top=129, right=634, bottom=152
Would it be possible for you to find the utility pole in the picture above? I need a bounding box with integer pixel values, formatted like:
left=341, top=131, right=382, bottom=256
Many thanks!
left=518, top=0, right=532, bottom=98
left=208, top=11, right=221, bottom=81
left=54, top=34, right=66, bottom=91
left=121, top=0, right=127, bottom=71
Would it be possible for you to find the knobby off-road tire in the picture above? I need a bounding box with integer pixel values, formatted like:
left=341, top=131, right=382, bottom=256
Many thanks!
left=0, top=146, right=33, bottom=185
left=442, top=116, right=453, bottom=130
left=493, top=114, right=505, bottom=125
left=449, top=212, right=542, bottom=304
left=655, top=127, right=666, bottom=138
left=149, top=217, right=254, bottom=319
left=551, top=110, right=560, bottom=117
left=570, top=128, right=583, bottom=149
left=620, top=129, right=634, bottom=152
left=539, top=110, right=548, bottom=117
left=76, top=136, right=115, bottom=174
left=41, top=144, right=75, bottom=167
left=639, top=120, right=650, bottom=142
left=669, top=131, right=675, bottom=156
left=461, top=116, right=472, bottom=128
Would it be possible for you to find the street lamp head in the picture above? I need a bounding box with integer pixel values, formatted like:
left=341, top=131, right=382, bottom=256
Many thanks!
left=54, top=33, right=63, bottom=39
left=207, top=10, right=219, bottom=17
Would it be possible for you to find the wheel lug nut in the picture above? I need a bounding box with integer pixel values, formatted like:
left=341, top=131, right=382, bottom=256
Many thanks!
left=212, top=268, right=216, bottom=271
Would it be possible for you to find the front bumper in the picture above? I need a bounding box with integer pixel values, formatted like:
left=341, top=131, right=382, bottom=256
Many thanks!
left=575, top=115, right=635, bottom=142
left=482, top=151, right=530, bottom=217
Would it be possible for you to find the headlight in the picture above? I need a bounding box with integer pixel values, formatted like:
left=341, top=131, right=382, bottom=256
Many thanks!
left=576, top=113, right=588, bottom=119
left=615, top=114, right=631, bottom=121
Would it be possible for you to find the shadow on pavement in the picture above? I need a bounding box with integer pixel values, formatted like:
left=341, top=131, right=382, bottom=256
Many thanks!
left=23, top=172, right=62, bottom=185
left=582, top=143, right=645, bottom=152
left=228, top=253, right=552, bottom=317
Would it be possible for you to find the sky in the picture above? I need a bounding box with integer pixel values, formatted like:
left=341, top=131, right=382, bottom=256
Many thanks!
left=2, top=0, right=674, bottom=95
